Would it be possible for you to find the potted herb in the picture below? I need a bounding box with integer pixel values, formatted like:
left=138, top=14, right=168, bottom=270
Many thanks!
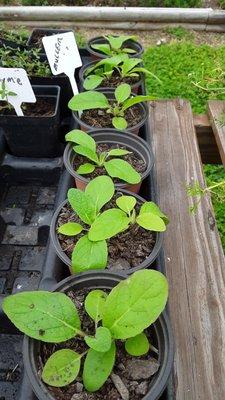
left=63, top=128, right=154, bottom=193
left=50, top=175, right=168, bottom=274
left=0, top=24, right=29, bottom=49
left=69, top=83, right=153, bottom=135
left=3, top=270, right=174, bottom=400
left=79, top=55, right=160, bottom=93
left=87, top=35, right=143, bottom=60
left=0, top=84, right=62, bottom=158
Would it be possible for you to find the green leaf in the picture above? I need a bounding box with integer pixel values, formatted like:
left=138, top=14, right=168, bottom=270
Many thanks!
left=123, top=47, right=137, bottom=54
left=108, top=148, right=131, bottom=157
left=112, top=116, right=127, bottom=130
left=65, top=129, right=96, bottom=152
left=83, top=342, right=116, bottom=392
left=122, top=95, right=155, bottom=111
left=104, top=159, right=141, bottom=184
left=68, top=91, right=109, bottom=112
left=67, top=188, right=96, bottom=225
left=42, top=349, right=81, bottom=387
left=131, top=67, right=162, bottom=83
left=136, top=213, right=166, bottom=232
left=116, top=195, right=136, bottom=214
left=103, top=269, right=168, bottom=339
left=2, top=291, right=81, bottom=342
left=88, top=208, right=130, bottom=241
left=83, top=75, right=104, bottom=90
left=71, top=235, right=107, bottom=273
left=106, top=35, right=137, bottom=50
left=140, top=202, right=169, bottom=225
left=91, top=43, right=111, bottom=56
left=85, top=175, right=115, bottom=215
left=85, top=327, right=111, bottom=353
left=121, top=58, right=142, bottom=76
left=85, top=289, right=108, bottom=322
left=58, top=222, right=83, bottom=236
left=115, top=83, right=131, bottom=104
left=77, top=163, right=96, bottom=175
left=73, top=145, right=99, bottom=164
left=125, top=333, right=150, bottom=356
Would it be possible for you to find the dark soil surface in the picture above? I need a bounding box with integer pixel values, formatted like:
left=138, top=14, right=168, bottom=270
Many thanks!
left=29, top=30, right=55, bottom=47
left=40, top=288, right=160, bottom=400
left=57, top=194, right=156, bottom=270
left=72, top=143, right=146, bottom=183
left=0, top=97, right=55, bottom=117
left=85, top=70, right=140, bottom=89
left=81, top=104, right=144, bottom=129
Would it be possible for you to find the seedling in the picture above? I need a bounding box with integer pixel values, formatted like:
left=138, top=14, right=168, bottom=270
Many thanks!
left=0, top=79, right=17, bottom=112
left=68, top=83, right=154, bottom=130
left=83, top=54, right=160, bottom=90
left=187, top=179, right=225, bottom=213
left=2, top=269, right=168, bottom=391
left=91, top=35, right=138, bottom=57
left=0, top=24, right=29, bottom=45
left=58, top=176, right=168, bottom=273
left=65, top=129, right=141, bottom=184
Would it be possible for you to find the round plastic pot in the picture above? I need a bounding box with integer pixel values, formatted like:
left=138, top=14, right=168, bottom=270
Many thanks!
left=63, top=129, right=154, bottom=193
left=72, top=89, right=148, bottom=136
left=23, top=271, right=174, bottom=400
left=87, top=36, right=144, bottom=61
left=50, top=189, right=163, bottom=274
left=79, top=60, right=142, bottom=94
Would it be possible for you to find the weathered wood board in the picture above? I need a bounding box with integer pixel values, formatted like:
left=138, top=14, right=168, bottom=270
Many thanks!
left=208, top=100, right=225, bottom=168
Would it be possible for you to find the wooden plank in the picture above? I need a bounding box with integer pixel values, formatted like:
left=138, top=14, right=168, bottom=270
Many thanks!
left=149, top=100, right=225, bottom=400
left=208, top=100, right=225, bottom=167
left=193, top=113, right=221, bottom=164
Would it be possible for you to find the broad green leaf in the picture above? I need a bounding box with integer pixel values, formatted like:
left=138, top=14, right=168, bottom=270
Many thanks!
left=123, top=47, right=137, bottom=54
left=112, top=117, right=127, bottom=130
left=42, top=349, right=81, bottom=387
left=83, top=75, right=104, bottom=90
left=68, top=188, right=96, bottom=225
left=131, top=67, right=162, bottom=83
left=73, top=145, right=99, bottom=164
left=68, top=91, right=109, bottom=112
left=2, top=291, right=81, bottom=342
left=77, top=163, right=96, bottom=175
left=85, top=289, right=108, bottom=322
left=88, top=208, right=130, bottom=241
left=125, top=333, right=150, bottom=356
left=85, top=175, right=114, bottom=215
left=83, top=342, right=116, bottom=392
left=122, top=95, right=155, bottom=111
left=91, top=43, right=111, bottom=56
left=103, top=269, right=168, bottom=339
left=116, top=195, right=136, bottom=214
left=121, top=58, right=142, bottom=76
left=106, top=35, right=137, bottom=50
left=140, top=202, right=169, bottom=225
left=71, top=235, right=107, bottom=273
left=136, top=212, right=166, bottom=232
left=108, top=148, right=131, bottom=157
left=104, top=159, right=141, bottom=184
left=58, top=222, right=83, bottom=236
left=115, top=83, right=131, bottom=104
left=85, top=327, right=111, bottom=353
left=65, top=129, right=96, bottom=152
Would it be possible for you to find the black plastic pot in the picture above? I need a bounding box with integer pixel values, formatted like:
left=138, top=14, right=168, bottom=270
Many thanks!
left=27, top=28, right=72, bottom=53
left=72, top=89, right=148, bottom=135
left=87, top=36, right=144, bottom=60
left=23, top=271, right=174, bottom=400
left=0, top=85, right=62, bottom=158
left=63, top=129, right=154, bottom=193
left=79, top=60, right=143, bottom=94
left=50, top=189, right=163, bottom=274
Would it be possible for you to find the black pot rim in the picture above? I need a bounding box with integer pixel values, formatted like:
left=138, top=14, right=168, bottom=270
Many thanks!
left=86, top=36, right=144, bottom=59
left=23, top=271, right=174, bottom=400
left=50, top=189, right=163, bottom=274
left=63, top=128, right=154, bottom=189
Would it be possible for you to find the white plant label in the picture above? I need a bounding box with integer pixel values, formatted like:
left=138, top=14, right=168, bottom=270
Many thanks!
left=0, top=68, right=36, bottom=116
left=42, top=32, right=82, bottom=95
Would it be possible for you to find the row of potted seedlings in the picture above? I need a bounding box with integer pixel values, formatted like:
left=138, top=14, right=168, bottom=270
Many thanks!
left=1, top=31, right=173, bottom=400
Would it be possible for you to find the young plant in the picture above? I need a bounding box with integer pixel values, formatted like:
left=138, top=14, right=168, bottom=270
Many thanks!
left=68, top=83, right=154, bottom=130
left=187, top=179, right=225, bottom=213
left=2, top=269, right=168, bottom=391
left=83, top=54, right=161, bottom=90
left=58, top=176, right=168, bottom=273
left=91, top=35, right=139, bottom=57
left=65, top=129, right=141, bottom=184
left=0, top=24, right=29, bottom=45
left=0, top=79, right=17, bottom=112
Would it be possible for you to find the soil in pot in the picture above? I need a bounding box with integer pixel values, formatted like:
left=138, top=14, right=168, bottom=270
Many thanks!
left=73, top=143, right=146, bottom=183
left=0, top=97, right=55, bottom=117
left=57, top=194, right=156, bottom=271
left=40, top=287, right=160, bottom=400
left=91, top=71, right=140, bottom=89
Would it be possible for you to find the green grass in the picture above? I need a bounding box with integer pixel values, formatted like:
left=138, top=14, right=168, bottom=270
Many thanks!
left=165, top=26, right=194, bottom=40
left=143, top=42, right=225, bottom=113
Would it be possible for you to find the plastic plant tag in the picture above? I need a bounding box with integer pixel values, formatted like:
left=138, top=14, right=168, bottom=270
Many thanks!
left=42, top=32, right=82, bottom=95
left=0, top=68, right=36, bottom=116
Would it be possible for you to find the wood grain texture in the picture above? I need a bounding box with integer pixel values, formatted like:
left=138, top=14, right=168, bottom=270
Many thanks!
left=149, top=100, right=225, bottom=400
left=208, top=100, right=225, bottom=167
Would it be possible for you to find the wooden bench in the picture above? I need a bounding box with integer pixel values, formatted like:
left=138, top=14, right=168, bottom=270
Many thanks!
left=149, top=99, right=225, bottom=399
